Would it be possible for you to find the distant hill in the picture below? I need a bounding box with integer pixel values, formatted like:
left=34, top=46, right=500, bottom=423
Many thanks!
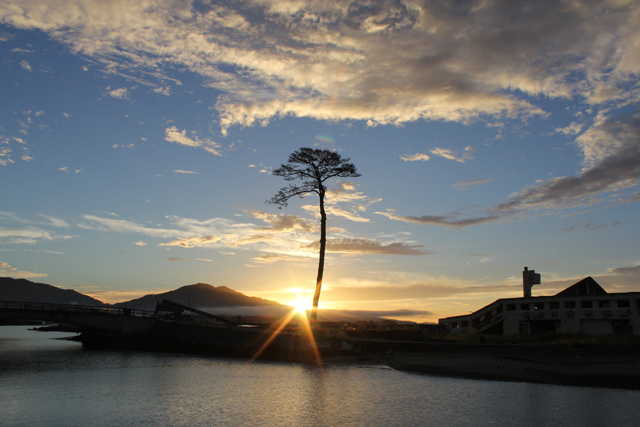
left=0, top=277, right=105, bottom=305
left=115, top=283, right=282, bottom=311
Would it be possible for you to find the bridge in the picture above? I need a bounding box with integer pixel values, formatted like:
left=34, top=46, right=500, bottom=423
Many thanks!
left=0, top=301, right=157, bottom=334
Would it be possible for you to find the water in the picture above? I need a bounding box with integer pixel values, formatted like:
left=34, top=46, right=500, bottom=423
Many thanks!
left=1, top=326, right=639, bottom=427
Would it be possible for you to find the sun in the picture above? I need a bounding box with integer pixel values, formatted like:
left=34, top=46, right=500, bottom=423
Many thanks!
left=289, top=289, right=312, bottom=315
left=294, top=299, right=312, bottom=315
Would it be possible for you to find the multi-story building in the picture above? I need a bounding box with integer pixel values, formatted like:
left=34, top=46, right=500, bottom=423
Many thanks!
left=439, top=267, right=640, bottom=335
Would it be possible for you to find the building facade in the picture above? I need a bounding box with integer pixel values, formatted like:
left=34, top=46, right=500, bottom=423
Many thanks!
left=439, top=269, right=640, bottom=336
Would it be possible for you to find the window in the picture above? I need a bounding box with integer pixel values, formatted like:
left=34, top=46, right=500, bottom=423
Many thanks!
left=550, top=302, right=559, bottom=310
left=535, top=302, right=545, bottom=310
left=581, top=301, right=592, bottom=308
left=599, top=301, right=610, bottom=308
left=520, top=303, right=530, bottom=310
left=461, top=320, right=468, bottom=327
left=617, top=300, right=630, bottom=308
left=564, top=301, right=575, bottom=309
left=507, top=304, right=517, bottom=311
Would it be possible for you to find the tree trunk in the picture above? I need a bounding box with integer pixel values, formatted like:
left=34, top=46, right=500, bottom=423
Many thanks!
left=310, top=188, right=326, bottom=325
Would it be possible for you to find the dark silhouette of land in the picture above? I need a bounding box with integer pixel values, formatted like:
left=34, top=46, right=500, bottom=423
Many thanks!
left=0, top=277, right=104, bottom=305
left=113, top=282, right=282, bottom=311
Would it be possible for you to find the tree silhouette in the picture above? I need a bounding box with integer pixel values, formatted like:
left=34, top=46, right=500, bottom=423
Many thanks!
left=267, top=148, right=361, bottom=325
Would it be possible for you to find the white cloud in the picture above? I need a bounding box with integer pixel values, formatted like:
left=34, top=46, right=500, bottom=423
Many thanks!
left=20, top=60, right=31, bottom=72
left=164, top=126, right=222, bottom=156
left=556, top=122, right=584, bottom=136
left=153, top=86, right=170, bottom=96
left=108, top=87, right=128, bottom=99
left=430, top=147, right=474, bottom=163
left=400, top=153, right=430, bottom=162
left=173, top=169, right=198, bottom=174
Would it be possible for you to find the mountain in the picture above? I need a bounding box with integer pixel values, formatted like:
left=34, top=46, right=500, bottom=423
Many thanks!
left=115, top=283, right=282, bottom=311
left=0, top=277, right=105, bottom=305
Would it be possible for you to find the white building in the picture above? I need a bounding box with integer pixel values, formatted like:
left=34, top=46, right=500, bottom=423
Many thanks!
left=439, top=268, right=640, bottom=335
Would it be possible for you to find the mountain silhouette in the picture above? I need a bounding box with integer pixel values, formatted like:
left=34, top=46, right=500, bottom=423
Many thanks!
left=0, top=277, right=105, bottom=305
left=114, top=283, right=282, bottom=311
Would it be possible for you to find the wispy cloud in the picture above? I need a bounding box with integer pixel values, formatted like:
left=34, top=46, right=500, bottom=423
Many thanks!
left=164, top=126, right=222, bottom=156
left=159, top=235, right=221, bottom=248
left=452, top=178, right=494, bottom=190
left=0, top=260, right=47, bottom=278
left=561, top=221, right=621, bottom=232
left=173, top=170, right=198, bottom=174
left=430, top=147, right=475, bottom=163
left=306, top=238, right=432, bottom=256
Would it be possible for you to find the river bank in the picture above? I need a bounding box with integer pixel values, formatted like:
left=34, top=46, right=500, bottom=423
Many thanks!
left=322, top=343, right=640, bottom=390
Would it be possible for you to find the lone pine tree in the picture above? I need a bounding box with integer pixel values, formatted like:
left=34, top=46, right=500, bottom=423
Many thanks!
left=267, top=148, right=361, bottom=325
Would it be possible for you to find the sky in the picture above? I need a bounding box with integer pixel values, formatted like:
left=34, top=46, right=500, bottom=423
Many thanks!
left=1, top=0, right=640, bottom=323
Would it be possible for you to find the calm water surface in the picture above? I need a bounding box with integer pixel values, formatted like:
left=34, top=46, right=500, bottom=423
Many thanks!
left=1, top=325, right=639, bottom=427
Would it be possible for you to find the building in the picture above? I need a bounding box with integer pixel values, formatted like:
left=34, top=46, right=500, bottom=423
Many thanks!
left=439, top=267, right=640, bottom=335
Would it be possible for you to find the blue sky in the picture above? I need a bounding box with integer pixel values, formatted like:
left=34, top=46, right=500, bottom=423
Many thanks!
left=1, top=1, right=639, bottom=322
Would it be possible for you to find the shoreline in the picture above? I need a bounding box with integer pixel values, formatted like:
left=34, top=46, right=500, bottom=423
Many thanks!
left=320, top=345, right=640, bottom=390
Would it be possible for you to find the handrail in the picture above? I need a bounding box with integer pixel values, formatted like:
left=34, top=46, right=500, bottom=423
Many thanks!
left=0, top=301, right=154, bottom=318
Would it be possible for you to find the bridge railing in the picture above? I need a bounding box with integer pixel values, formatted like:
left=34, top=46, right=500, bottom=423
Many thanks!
left=0, top=301, right=154, bottom=318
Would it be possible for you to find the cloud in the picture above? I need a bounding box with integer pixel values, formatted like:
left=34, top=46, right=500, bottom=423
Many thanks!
left=561, top=221, right=621, bottom=232
left=608, top=264, right=640, bottom=275
left=20, top=60, right=31, bottom=72
left=400, top=153, right=430, bottom=162
left=38, top=214, right=69, bottom=228
left=323, top=181, right=382, bottom=222
left=133, top=241, right=147, bottom=246
left=78, top=215, right=185, bottom=238
left=0, top=226, right=72, bottom=244
left=153, top=86, right=170, bottom=96
left=306, top=238, right=432, bottom=256
left=164, top=126, right=222, bottom=156
left=376, top=210, right=503, bottom=230
left=556, top=122, right=584, bottom=136
left=108, top=87, right=128, bottom=99
left=452, top=178, right=494, bottom=190
left=165, top=257, right=184, bottom=262
left=173, top=169, right=198, bottom=174
left=323, top=282, right=516, bottom=303
left=0, top=261, right=47, bottom=278
left=430, top=147, right=474, bottom=163
left=159, top=235, right=221, bottom=248
left=3, top=1, right=638, bottom=135
left=250, top=210, right=315, bottom=232
left=251, top=254, right=313, bottom=264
